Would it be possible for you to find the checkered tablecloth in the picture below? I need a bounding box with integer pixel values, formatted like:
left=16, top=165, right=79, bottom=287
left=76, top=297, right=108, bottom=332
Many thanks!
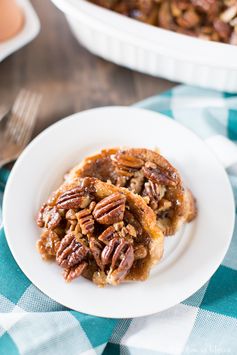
left=0, top=85, right=237, bottom=355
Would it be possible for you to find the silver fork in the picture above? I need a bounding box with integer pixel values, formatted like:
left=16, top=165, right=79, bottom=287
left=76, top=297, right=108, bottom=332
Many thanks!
left=0, top=90, right=41, bottom=168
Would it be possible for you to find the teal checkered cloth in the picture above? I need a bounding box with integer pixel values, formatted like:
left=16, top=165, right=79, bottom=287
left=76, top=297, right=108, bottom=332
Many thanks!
left=1, top=85, right=237, bottom=355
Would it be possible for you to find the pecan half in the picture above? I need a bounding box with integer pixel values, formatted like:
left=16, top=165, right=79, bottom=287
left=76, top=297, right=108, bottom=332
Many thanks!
left=64, top=261, right=88, bottom=282
left=37, top=204, right=61, bottom=229
left=176, top=8, right=200, bottom=29
left=101, top=238, right=119, bottom=266
left=37, top=230, right=61, bottom=260
left=143, top=162, right=178, bottom=187
left=101, top=237, right=134, bottom=267
left=93, top=192, right=126, bottom=224
left=213, top=19, right=232, bottom=41
left=192, top=0, right=220, bottom=20
left=103, top=238, right=134, bottom=285
left=158, top=1, right=175, bottom=30
left=99, top=223, right=136, bottom=247
left=56, top=233, right=89, bottom=269
left=76, top=208, right=94, bottom=235
left=143, top=181, right=166, bottom=211
left=98, top=225, right=118, bottom=244
left=109, top=245, right=134, bottom=284
left=57, top=187, right=91, bottom=209
left=112, top=151, right=144, bottom=177
left=111, top=239, right=132, bottom=269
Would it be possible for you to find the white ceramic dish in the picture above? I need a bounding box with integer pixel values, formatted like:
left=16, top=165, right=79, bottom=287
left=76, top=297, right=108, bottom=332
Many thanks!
left=3, top=107, right=235, bottom=318
left=0, top=0, right=40, bottom=62
left=51, top=0, right=237, bottom=93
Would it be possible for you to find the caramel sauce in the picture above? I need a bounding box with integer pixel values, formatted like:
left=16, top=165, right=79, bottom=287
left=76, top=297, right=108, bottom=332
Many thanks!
left=80, top=156, right=117, bottom=183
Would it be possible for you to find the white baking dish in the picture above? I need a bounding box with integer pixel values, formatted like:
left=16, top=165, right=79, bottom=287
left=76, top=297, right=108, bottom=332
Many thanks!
left=51, top=0, right=237, bottom=92
left=0, top=0, right=40, bottom=62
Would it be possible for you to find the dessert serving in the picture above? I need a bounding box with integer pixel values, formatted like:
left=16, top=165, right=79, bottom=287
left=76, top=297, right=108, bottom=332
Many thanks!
left=89, top=0, right=237, bottom=45
left=36, top=147, right=197, bottom=286
left=37, top=176, right=164, bottom=286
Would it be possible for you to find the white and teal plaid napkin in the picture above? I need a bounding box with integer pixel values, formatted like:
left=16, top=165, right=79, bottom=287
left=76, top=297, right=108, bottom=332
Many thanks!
left=0, top=85, right=237, bottom=355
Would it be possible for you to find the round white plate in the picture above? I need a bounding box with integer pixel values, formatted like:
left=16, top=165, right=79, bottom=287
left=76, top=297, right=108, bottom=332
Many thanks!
left=3, top=106, right=235, bottom=318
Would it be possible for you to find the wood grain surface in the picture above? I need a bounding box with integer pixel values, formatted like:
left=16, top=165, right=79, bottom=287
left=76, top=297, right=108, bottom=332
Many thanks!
left=0, top=0, right=175, bottom=138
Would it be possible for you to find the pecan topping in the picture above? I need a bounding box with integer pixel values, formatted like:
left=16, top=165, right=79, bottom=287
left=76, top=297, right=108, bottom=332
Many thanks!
left=37, top=204, right=61, bottom=229
left=89, top=237, right=104, bottom=269
left=192, top=0, right=218, bottom=13
left=124, top=210, right=143, bottom=237
left=109, top=245, right=134, bottom=284
left=76, top=208, right=94, bottom=235
left=129, top=170, right=144, bottom=194
left=56, top=233, right=89, bottom=269
left=134, top=244, right=148, bottom=260
left=64, top=262, right=88, bottom=282
left=103, top=238, right=134, bottom=285
left=114, top=222, right=137, bottom=241
left=93, top=192, right=126, bottom=224
left=123, top=224, right=137, bottom=238
left=213, top=19, right=232, bottom=41
left=37, top=230, right=61, bottom=260
left=37, top=203, right=47, bottom=227
left=158, top=1, right=175, bottom=29
left=65, top=209, right=82, bottom=235
left=112, top=152, right=144, bottom=177
left=143, top=162, right=178, bottom=187
left=143, top=181, right=166, bottom=211
left=65, top=209, right=77, bottom=221
left=57, top=186, right=91, bottom=209
left=90, top=0, right=237, bottom=45
left=98, top=225, right=118, bottom=244
left=176, top=7, right=200, bottom=29
left=116, top=175, right=127, bottom=187
left=111, top=239, right=132, bottom=269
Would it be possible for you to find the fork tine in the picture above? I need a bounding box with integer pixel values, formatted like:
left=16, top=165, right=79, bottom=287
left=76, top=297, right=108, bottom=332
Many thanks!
left=17, top=94, right=41, bottom=146
left=9, top=90, right=31, bottom=141
left=5, top=90, right=41, bottom=145
left=16, top=92, right=40, bottom=140
left=5, top=90, right=29, bottom=141
left=0, top=90, right=41, bottom=168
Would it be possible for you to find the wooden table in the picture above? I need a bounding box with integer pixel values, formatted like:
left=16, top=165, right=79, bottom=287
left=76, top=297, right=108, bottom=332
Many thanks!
left=0, top=0, right=175, bottom=138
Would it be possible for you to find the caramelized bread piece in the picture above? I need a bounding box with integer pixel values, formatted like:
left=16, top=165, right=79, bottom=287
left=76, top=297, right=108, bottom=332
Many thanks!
left=36, top=177, right=164, bottom=286
left=67, top=148, right=197, bottom=236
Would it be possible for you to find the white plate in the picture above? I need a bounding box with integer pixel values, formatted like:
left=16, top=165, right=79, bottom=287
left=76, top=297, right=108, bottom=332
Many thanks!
left=3, top=107, right=235, bottom=318
left=0, top=0, right=40, bottom=62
